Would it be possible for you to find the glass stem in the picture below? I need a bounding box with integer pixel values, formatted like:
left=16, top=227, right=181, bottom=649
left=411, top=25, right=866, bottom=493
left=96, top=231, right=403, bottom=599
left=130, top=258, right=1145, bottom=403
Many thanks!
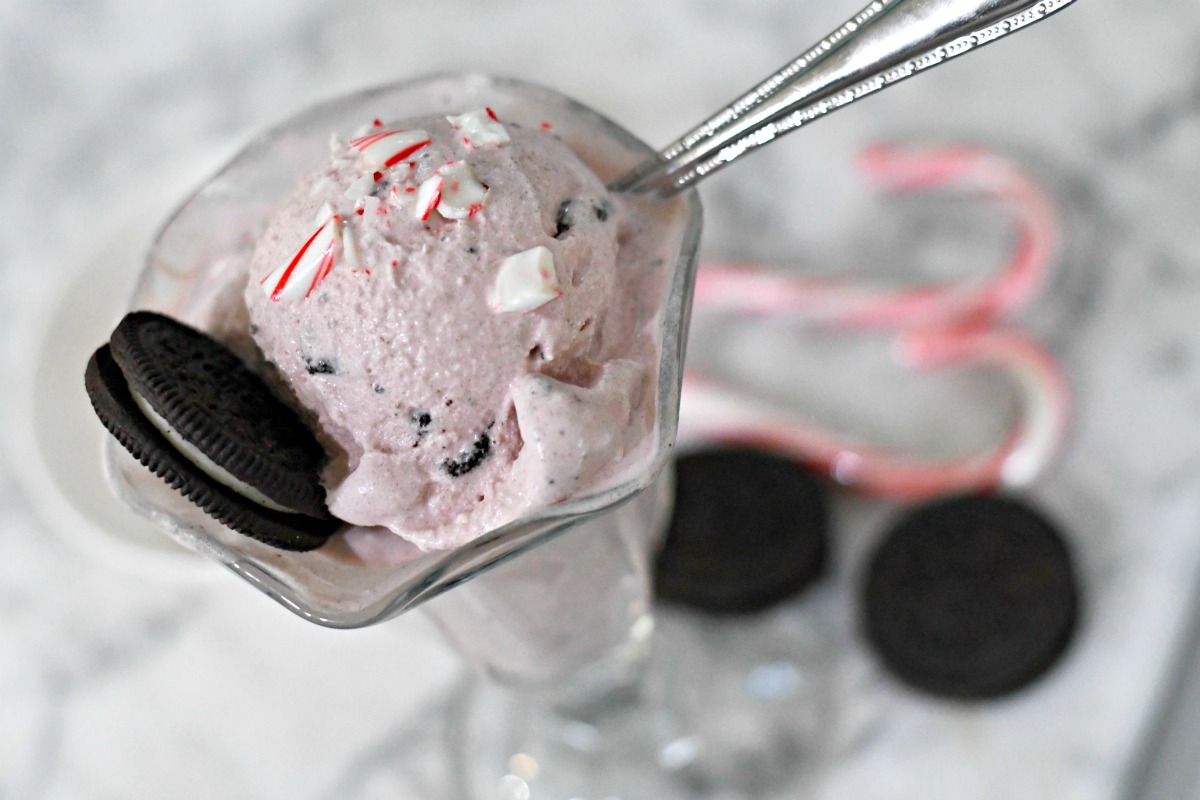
left=422, top=477, right=671, bottom=714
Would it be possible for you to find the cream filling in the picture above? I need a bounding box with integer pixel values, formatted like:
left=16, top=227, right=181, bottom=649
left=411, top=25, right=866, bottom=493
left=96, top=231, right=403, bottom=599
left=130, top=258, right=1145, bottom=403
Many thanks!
left=132, top=390, right=298, bottom=514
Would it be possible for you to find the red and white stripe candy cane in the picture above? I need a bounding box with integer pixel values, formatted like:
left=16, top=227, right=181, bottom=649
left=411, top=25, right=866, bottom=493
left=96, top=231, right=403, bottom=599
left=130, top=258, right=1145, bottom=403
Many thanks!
left=681, top=144, right=1070, bottom=500
left=349, top=128, right=431, bottom=170
left=259, top=212, right=342, bottom=303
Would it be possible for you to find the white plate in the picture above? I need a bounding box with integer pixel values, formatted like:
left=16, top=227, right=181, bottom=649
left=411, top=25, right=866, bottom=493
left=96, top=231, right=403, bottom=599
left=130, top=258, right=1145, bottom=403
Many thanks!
left=8, top=159, right=235, bottom=582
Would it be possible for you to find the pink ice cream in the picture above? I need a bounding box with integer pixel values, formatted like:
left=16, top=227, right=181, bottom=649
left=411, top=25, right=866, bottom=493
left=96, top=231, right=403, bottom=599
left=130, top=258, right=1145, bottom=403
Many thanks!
left=244, top=110, right=659, bottom=551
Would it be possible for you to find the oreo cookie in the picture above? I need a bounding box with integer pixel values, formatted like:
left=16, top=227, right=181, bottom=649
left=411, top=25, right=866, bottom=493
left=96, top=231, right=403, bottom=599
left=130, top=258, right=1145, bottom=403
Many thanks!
left=654, top=447, right=829, bottom=614
left=862, top=494, right=1079, bottom=700
left=85, top=311, right=339, bottom=551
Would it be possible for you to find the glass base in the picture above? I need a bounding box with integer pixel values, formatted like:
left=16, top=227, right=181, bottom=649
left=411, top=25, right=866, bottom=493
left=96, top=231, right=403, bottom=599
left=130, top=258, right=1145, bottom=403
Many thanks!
left=446, top=604, right=834, bottom=799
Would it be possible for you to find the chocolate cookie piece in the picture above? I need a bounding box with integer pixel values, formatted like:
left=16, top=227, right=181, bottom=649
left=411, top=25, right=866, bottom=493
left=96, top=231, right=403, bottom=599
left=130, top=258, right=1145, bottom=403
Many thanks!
left=441, top=429, right=491, bottom=477
left=655, top=447, right=829, bottom=614
left=109, top=311, right=329, bottom=518
left=86, top=310, right=341, bottom=552
left=86, top=343, right=338, bottom=551
left=862, top=494, right=1079, bottom=700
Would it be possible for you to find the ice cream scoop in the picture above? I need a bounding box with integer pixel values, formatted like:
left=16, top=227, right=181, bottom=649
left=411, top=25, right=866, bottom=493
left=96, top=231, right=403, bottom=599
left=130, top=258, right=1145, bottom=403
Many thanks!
left=244, top=111, right=663, bottom=550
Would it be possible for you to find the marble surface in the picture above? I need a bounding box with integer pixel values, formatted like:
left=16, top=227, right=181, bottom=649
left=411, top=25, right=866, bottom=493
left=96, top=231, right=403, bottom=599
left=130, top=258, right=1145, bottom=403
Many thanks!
left=5, top=1, right=1200, bottom=798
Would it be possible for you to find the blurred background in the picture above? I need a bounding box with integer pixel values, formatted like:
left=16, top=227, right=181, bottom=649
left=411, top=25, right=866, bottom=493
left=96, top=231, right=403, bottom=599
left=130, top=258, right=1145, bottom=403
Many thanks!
left=4, top=0, right=1200, bottom=798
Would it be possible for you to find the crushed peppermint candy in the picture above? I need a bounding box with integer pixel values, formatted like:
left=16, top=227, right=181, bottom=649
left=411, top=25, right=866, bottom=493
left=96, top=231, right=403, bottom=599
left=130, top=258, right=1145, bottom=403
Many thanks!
left=387, top=161, right=414, bottom=184
left=489, top=246, right=561, bottom=313
left=260, top=214, right=342, bottom=302
left=313, top=203, right=336, bottom=226
left=350, top=128, right=431, bottom=169
left=447, top=108, right=511, bottom=149
left=389, top=181, right=416, bottom=208
left=436, top=161, right=488, bottom=219
left=343, top=226, right=361, bottom=271
left=344, top=172, right=376, bottom=201
left=414, top=160, right=489, bottom=221
left=414, top=173, right=442, bottom=221
left=363, top=195, right=386, bottom=219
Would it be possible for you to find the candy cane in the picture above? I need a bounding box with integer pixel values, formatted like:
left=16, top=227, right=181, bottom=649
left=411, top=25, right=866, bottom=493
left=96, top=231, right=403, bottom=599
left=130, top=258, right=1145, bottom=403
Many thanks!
left=682, top=144, right=1069, bottom=497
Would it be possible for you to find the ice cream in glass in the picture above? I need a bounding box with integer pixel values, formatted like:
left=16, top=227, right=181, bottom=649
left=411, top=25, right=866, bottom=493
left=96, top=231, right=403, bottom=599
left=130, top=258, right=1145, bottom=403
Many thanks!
left=103, top=74, right=701, bottom=629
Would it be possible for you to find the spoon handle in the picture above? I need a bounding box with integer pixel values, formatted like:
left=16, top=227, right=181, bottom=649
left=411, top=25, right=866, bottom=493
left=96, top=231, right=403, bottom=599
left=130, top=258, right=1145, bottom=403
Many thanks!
left=613, top=0, right=1080, bottom=196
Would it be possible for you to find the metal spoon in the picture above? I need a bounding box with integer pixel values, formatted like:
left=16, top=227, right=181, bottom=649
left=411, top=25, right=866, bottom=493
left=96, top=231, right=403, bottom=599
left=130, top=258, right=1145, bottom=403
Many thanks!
left=613, top=0, right=1080, bottom=196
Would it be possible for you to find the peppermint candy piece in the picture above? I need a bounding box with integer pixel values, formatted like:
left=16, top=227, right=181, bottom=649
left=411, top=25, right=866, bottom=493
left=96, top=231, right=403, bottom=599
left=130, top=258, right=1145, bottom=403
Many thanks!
left=342, top=226, right=361, bottom=272
left=349, top=128, right=431, bottom=169
left=414, top=161, right=489, bottom=221
left=313, top=203, right=336, bottom=226
left=447, top=108, right=511, bottom=149
left=414, top=173, right=442, bottom=221
left=343, top=172, right=376, bottom=201
left=436, top=161, right=488, bottom=219
left=260, top=215, right=342, bottom=302
left=490, top=246, right=561, bottom=313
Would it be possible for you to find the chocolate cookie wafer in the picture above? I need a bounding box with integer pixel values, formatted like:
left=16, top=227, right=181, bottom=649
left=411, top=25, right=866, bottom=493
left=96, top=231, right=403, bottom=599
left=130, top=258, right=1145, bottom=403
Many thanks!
left=86, top=312, right=339, bottom=551
left=655, top=447, right=829, bottom=614
left=862, top=494, right=1079, bottom=700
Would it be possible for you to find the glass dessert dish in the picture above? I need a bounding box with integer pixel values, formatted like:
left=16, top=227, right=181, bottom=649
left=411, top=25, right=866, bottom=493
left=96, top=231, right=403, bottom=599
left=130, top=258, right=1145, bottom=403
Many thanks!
left=106, top=74, right=701, bottom=631
left=105, top=73, right=720, bottom=796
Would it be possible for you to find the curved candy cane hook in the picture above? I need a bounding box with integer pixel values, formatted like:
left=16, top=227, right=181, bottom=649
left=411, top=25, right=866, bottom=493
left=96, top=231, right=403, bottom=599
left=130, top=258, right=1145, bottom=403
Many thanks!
left=692, top=144, right=1058, bottom=331
left=680, top=329, right=1069, bottom=500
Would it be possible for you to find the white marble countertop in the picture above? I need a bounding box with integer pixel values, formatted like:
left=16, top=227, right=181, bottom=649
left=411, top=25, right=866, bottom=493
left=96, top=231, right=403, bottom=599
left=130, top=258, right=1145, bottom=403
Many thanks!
left=5, top=1, right=1200, bottom=798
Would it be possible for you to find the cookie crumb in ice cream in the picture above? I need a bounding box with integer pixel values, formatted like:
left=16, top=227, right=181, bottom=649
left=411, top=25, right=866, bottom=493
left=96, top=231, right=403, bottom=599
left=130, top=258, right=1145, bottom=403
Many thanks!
left=443, top=429, right=492, bottom=477
left=305, top=357, right=337, bottom=375
left=554, top=199, right=573, bottom=238
left=413, top=411, right=432, bottom=434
